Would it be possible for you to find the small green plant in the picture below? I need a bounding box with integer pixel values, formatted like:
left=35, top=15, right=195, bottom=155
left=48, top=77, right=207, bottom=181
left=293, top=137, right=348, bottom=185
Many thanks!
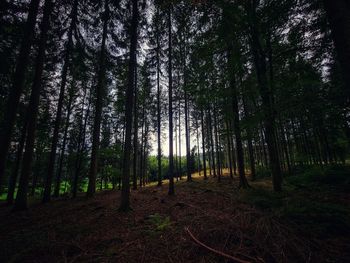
left=146, top=213, right=171, bottom=232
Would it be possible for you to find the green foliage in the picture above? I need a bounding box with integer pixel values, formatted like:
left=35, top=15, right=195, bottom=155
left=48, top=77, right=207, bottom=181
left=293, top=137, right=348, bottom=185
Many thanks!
left=144, top=213, right=172, bottom=237
left=255, top=165, right=271, bottom=179
left=287, top=165, right=350, bottom=192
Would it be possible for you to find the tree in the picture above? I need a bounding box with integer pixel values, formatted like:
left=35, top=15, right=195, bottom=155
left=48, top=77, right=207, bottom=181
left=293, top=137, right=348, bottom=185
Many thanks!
left=119, top=0, right=139, bottom=211
left=0, top=0, right=40, bottom=190
left=87, top=0, right=110, bottom=198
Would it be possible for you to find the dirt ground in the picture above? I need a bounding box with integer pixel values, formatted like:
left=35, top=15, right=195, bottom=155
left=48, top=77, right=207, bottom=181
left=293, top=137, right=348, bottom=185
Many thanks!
left=0, top=174, right=349, bottom=263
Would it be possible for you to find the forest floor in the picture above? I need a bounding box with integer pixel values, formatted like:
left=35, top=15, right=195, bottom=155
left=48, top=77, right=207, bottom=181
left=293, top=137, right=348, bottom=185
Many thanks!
left=1, top=169, right=350, bottom=263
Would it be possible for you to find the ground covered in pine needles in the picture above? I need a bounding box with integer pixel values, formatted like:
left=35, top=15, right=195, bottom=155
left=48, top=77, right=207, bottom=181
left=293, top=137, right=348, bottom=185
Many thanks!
left=1, top=170, right=350, bottom=263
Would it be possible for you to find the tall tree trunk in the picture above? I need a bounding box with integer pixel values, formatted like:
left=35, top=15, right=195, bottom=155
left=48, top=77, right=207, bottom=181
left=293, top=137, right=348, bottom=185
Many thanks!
left=72, top=90, right=91, bottom=198
left=7, top=122, right=27, bottom=204
left=242, top=92, right=256, bottom=180
left=54, top=85, right=74, bottom=197
left=184, top=90, right=191, bottom=181
left=119, top=0, right=138, bottom=211
left=208, top=108, right=216, bottom=177
left=225, top=119, right=233, bottom=179
left=178, top=99, right=182, bottom=180
left=323, top=0, right=350, bottom=101
left=132, top=65, right=138, bottom=190
left=87, top=0, right=109, bottom=198
left=231, top=79, right=249, bottom=188
left=168, top=5, right=175, bottom=195
left=43, top=0, right=78, bottom=203
left=139, top=107, right=145, bottom=188
left=200, top=108, right=207, bottom=179
left=196, top=116, right=200, bottom=175
left=0, top=0, right=40, bottom=190
left=13, top=0, right=53, bottom=210
left=246, top=0, right=282, bottom=191
left=213, top=103, right=221, bottom=181
left=156, top=9, right=162, bottom=187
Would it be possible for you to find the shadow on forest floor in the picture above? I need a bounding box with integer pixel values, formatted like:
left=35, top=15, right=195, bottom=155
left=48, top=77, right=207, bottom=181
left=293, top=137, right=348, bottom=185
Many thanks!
left=0, top=170, right=349, bottom=262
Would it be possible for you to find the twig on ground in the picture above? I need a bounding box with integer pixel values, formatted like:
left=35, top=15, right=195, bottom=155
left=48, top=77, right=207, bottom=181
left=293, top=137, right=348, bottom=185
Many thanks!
left=185, top=226, right=252, bottom=263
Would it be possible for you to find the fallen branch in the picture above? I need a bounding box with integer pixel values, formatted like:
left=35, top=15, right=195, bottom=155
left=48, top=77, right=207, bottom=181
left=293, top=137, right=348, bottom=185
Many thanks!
left=185, top=227, right=251, bottom=263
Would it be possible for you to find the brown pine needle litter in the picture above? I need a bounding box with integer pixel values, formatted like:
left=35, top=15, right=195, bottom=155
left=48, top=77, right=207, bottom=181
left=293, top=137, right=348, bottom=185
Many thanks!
left=1, top=175, right=349, bottom=262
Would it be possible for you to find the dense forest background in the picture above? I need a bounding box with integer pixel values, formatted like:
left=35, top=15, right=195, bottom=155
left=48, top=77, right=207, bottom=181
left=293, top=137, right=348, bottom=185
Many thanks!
left=0, top=0, right=350, bottom=262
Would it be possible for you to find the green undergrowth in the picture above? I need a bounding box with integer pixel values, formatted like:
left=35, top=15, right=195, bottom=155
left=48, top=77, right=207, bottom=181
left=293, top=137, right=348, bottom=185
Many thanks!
left=144, top=213, right=172, bottom=237
left=240, top=165, right=350, bottom=238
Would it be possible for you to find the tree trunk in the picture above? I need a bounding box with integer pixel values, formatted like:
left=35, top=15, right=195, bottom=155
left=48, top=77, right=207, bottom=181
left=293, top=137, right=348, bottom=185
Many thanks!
left=72, top=90, right=91, bottom=198
left=13, top=0, right=53, bottom=210
left=43, top=0, right=78, bottom=203
left=7, top=122, right=27, bottom=204
left=225, top=119, right=233, bottom=179
left=231, top=76, right=249, bottom=188
left=132, top=65, right=138, bottom=190
left=242, top=92, right=256, bottom=180
left=323, top=0, right=350, bottom=101
left=184, top=90, right=191, bottom=181
left=0, top=0, right=40, bottom=190
left=213, top=103, right=221, bottom=182
left=168, top=5, right=175, bottom=195
left=246, top=0, right=281, bottom=191
left=119, top=0, right=138, bottom=211
left=178, top=99, right=182, bottom=180
left=156, top=9, right=162, bottom=187
left=54, top=85, right=74, bottom=197
left=87, top=0, right=109, bottom=198
left=207, top=108, right=216, bottom=177
left=200, top=108, right=207, bottom=179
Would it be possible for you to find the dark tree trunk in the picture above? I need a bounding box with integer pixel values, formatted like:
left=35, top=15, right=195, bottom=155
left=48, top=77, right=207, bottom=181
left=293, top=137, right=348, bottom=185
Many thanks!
left=178, top=99, right=182, bottom=180
left=43, top=0, right=78, bottom=203
left=213, top=103, right=221, bottom=182
left=200, top=108, right=207, bottom=179
left=230, top=77, right=249, bottom=189
left=0, top=0, right=40, bottom=189
left=246, top=0, right=282, bottom=191
left=139, top=107, right=145, bottom=188
left=242, top=93, right=256, bottom=181
left=54, top=85, right=74, bottom=197
left=87, top=0, right=109, bottom=198
left=13, top=0, right=53, bottom=210
left=196, top=117, right=200, bottom=175
left=323, top=0, right=350, bottom=101
left=72, top=90, right=91, bottom=198
left=7, top=122, right=27, bottom=204
left=225, top=119, right=233, bottom=179
left=184, top=90, right=191, bottom=181
left=168, top=5, right=175, bottom=195
left=207, top=108, right=216, bottom=177
left=119, top=0, right=138, bottom=211
left=133, top=65, right=138, bottom=190
left=156, top=10, right=162, bottom=187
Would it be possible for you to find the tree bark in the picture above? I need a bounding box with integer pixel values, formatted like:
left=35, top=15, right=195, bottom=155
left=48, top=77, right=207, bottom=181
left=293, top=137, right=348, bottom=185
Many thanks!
left=54, top=85, right=74, bottom=197
left=43, top=0, right=78, bottom=203
left=0, top=0, right=40, bottom=190
left=14, top=0, right=53, bottom=210
left=200, top=108, right=207, bottom=179
left=119, top=0, right=138, bottom=211
left=323, top=0, right=350, bottom=101
left=168, top=5, right=175, bottom=195
left=132, top=65, right=138, bottom=190
left=7, top=122, right=27, bottom=204
left=246, top=0, right=282, bottom=191
left=156, top=8, right=162, bottom=187
left=87, top=0, right=109, bottom=198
